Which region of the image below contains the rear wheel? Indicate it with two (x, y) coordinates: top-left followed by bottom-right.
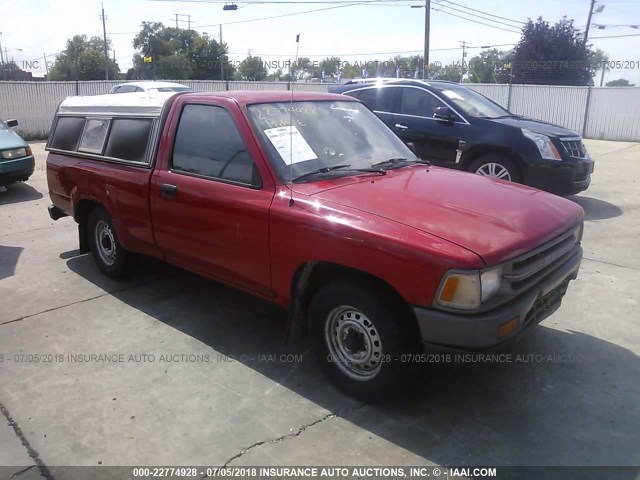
(469, 154), (521, 183)
(87, 207), (136, 278)
(309, 281), (415, 400)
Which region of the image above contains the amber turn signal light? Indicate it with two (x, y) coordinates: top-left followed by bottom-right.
(498, 317), (519, 337)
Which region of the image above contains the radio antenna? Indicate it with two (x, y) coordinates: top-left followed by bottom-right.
(288, 33), (300, 207)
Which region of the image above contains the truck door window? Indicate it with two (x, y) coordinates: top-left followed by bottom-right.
(172, 104), (260, 187)
(49, 116), (86, 151)
(78, 118), (110, 154)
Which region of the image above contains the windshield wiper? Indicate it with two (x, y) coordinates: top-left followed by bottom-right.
(371, 157), (431, 169)
(292, 164), (386, 183)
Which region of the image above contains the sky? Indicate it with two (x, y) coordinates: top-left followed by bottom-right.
(1, 0), (639, 84)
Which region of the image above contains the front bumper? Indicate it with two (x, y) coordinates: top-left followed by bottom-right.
(413, 246), (582, 349)
(523, 157), (594, 196)
(0, 155), (35, 186)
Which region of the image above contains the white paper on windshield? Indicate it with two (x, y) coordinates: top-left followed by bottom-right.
(264, 126), (317, 165)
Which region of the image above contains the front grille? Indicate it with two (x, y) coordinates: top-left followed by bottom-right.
(560, 139), (588, 159)
(501, 223), (582, 294)
(523, 280), (570, 327)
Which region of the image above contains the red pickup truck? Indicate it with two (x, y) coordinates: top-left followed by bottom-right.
(46, 91), (584, 398)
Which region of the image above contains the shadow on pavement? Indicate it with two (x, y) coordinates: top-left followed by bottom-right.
(0, 245), (24, 281)
(568, 195), (622, 221)
(0, 182), (43, 206)
(66, 254), (639, 472)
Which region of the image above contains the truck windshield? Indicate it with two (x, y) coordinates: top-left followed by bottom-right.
(247, 101), (416, 183)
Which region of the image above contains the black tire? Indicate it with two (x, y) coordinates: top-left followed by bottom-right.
(87, 207), (136, 278)
(309, 280), (416, 400)
(469, 154), (522, 183)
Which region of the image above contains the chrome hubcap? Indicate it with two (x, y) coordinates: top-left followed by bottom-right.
(325, 306), (383, 381)
(94, 220), (116, 266)
(476, 162), (511, 181)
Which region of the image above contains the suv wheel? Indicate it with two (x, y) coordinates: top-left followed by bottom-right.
(469, 154), (521, 183)
(87, 207), (136, 278)
(309, 281), (414, 400)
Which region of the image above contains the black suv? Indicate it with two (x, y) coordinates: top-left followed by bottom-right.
(328, 79), (594, 195)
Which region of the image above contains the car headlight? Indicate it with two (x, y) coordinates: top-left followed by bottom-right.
(522, 129), (562, 161)
(436, 267), (503, 311)
(1, 147), (29, 160)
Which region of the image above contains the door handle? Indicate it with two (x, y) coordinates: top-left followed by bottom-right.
(395, 123), (409, 130)
(161, 184), (178, 198)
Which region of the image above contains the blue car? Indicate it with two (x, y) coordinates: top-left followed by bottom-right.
(0, 119), (35, 187)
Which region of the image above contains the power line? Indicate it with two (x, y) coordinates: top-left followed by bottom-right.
(198, 1), (393, 27)
(432, 7), (522, 34)
(437, 0), (525, 25)
(590, 33), (640, 39)
(149, 0), (418, 4)
(434, 2), (525, 28)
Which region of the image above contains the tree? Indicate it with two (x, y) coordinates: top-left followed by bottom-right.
(511, 17), (600, 86)
(591, 49), (609, 86)
(433, 64), (463, 82)
(237, 56), (267, 81)
(606, 78), (635, 87)
(468, 49), (512, 83)
(48, 35), (119, 80)
(131, 22), (232, 80)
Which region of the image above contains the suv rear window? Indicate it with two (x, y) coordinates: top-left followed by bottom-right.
(348, 88), (395, 113)
(49, 117), (86, 151)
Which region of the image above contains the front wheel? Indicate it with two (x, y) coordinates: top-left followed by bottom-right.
(469, 154), (522, 183)
(87, 207), (136, 278)
(309, 281), (415, 400)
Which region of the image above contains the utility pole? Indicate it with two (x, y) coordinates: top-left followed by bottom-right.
(100, 3), (109, 80)
(0, 32), (5, 79)
(219, 24), (224, 80)
(423, 0), (430, 79)
(460, 40), (467, 82)
(173, 14), (194, 30)
(43, 53), (49, 75)
(584, 0), (596, 47)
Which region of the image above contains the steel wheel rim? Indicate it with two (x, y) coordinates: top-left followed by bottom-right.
(95, 220), (116, 266)
(324, 305), (383, 381)
(476, 162), (511, 181)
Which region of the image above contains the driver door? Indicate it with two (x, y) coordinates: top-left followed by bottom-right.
(150, 102), (274, 296)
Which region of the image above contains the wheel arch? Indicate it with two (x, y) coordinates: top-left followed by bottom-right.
(286, 260), (419, 343)
(461, 144), (523, 173)
(74, 199), (104, 254)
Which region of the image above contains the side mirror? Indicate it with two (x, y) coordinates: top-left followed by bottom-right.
(406, 142), (417, 153)
(433, 107), (457, 123)
(5, 119), (18, 128)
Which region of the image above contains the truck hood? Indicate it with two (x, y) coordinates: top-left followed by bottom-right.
(491, 116), (579, 138)
(299, 166), (583, 265)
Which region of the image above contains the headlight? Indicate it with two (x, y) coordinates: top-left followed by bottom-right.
(1, 147), (28, 160)
(522, 129), (562, 161)
(436, 267), (503, 311)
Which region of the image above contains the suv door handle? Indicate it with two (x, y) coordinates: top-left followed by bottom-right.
(395, 123), (408, 130)
(161, 184), (178, 198)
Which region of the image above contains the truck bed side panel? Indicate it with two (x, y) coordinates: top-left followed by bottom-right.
(46, 153), (160, 258)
